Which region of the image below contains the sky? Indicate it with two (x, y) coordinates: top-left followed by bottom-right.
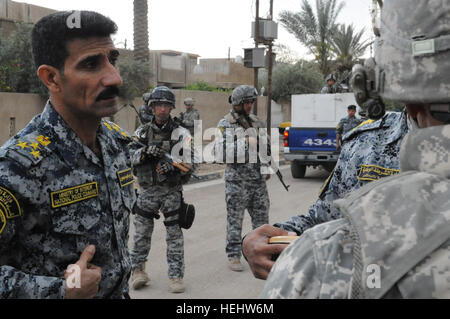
(23, 0), (374, 60)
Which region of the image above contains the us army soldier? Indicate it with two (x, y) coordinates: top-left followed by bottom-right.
(243, 110), (409, 279)
(320, 74), (343, 94)
(179, 98), (200, 137)
(130, 86), (194, 294)
(261, 0), (450, 298)
(216, 85), (271, 272)
(0, 11), (135, 299)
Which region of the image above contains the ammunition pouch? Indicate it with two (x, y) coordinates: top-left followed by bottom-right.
(132, 203), (160, 220)
(162, 200), (195, 230)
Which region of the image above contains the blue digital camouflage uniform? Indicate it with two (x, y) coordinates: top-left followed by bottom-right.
(336, 115), (363, 137)
(216, 111), (270, 259)
(276, 111), (409, 235)
(261, 124), (450, 299)
(0, 101), (136, 299)
(129, 116), (194, 279)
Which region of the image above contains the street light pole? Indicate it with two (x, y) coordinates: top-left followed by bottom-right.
(267, 0), (274, 134)
(254, 0), (260, 116)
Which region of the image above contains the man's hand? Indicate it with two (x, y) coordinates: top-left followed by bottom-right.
(146, 145), (165, 158)
(242, 225), (297, 280)
(64, 245), (102, 299)
(156, 161), (174, 175)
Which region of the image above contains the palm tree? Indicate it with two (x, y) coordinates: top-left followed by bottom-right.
(279, 0), (344, 76)
(133, 0), (149, 62)
(331, 24), (370, 74)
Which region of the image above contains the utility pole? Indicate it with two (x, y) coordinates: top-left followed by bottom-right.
(254, 0), (260, 116)
(267, 0), (274, 134)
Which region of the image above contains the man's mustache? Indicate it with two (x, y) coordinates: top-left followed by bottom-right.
(96, 86), (120, 101)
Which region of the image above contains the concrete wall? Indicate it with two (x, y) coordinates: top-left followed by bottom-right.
(0, 92), (270, 145)
(0, 0), (55, 23)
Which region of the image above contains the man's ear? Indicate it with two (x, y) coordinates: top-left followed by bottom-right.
(37, 65), (62, 94)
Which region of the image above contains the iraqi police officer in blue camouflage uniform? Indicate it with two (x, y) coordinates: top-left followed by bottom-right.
(242, 110), (409, 279)
(129, 86), (194, 294)
(0, 11), (135, 299)
(336, 105), (363, 151)
(261, 0), (450, 298)
(138, 92), (153, 125)
(216, 85), (271, 272)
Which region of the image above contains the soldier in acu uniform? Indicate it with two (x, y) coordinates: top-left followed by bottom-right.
(261, 0), (450, 298)
(216, 85), (271, 272)
(130, 86), (195, 294)
(0, 11), (135, 299)
(179, 98), (200, 137)
(320, 74), (343, 94)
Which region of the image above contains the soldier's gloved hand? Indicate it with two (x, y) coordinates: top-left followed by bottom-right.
(156, 161), (174, 175)
(146, 145), (165, 158)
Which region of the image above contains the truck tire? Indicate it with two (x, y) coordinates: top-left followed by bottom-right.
(291, 161), (306, 179)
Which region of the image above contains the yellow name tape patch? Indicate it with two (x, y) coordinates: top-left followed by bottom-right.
(117, 169), (135, 188)
(358, 165), (400, 181)
(51, 182), (99, 209)
(0, 187), (22, 219)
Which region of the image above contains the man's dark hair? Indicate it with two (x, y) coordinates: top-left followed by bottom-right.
(31, 11), (118, 71)
(348, 105), (357, 110)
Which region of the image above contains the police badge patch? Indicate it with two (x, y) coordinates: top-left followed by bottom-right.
(0, 187), (22, 219)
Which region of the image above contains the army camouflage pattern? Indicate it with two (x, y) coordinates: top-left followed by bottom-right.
(130, 116), (193, 280)
(261, 124), (450, 299)
(320, 84), (343, 94)
(0, 102), (136, 299)
(130, 188), (184, 279)
(375, 0), (450, 103)
(216, 110), (270, 259)
(276, 111), (409, 235)
(179, 109), (200, 136)
(216, 111), (269, 181)
(336, 116), (363, 136)
(226, 180), (270, 258)
(229, 85), (258, 106)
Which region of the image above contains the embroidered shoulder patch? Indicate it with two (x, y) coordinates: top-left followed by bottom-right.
(0, 209), (6, 235)
(358, 164), (400, 181)
(50, 182), (99, 209)
(0, 187), (22, 219)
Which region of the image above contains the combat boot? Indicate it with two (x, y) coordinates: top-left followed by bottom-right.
(169, 278), (185, 293)
(228, 258), (244, 272)
(131, 264), (150, 290)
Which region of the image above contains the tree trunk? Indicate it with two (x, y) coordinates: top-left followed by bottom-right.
(133, 0), (149, 62)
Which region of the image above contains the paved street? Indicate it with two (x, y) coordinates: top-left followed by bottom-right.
(129, 165), (330, 299)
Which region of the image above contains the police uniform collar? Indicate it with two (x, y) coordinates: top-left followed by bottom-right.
(150, 116), (174, 132)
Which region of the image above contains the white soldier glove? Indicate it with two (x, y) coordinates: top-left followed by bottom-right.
(146, 145), (165, 158)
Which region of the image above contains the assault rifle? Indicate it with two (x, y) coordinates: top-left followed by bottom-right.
(231, 112), (290, 192)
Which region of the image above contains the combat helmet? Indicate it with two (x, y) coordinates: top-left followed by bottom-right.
(184, 98), (195, 107)
(351, 0), (450, 122)
(229, 85), (258, 107)
(148, 86), (176, 109)
(326, 74), (336, 83)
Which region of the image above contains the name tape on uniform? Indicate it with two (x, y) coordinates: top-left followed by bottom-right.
(51, 182), (99, 209)
(117, 169), (135, 188)
(358, 164), (400, 181)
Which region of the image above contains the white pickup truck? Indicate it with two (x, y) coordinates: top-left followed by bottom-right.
(283, 93), (360, 178)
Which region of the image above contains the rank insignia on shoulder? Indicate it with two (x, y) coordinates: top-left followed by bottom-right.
(0, 186), (22, 219)
(358, 164), (400, 181)
(103, 122), (130, 139)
